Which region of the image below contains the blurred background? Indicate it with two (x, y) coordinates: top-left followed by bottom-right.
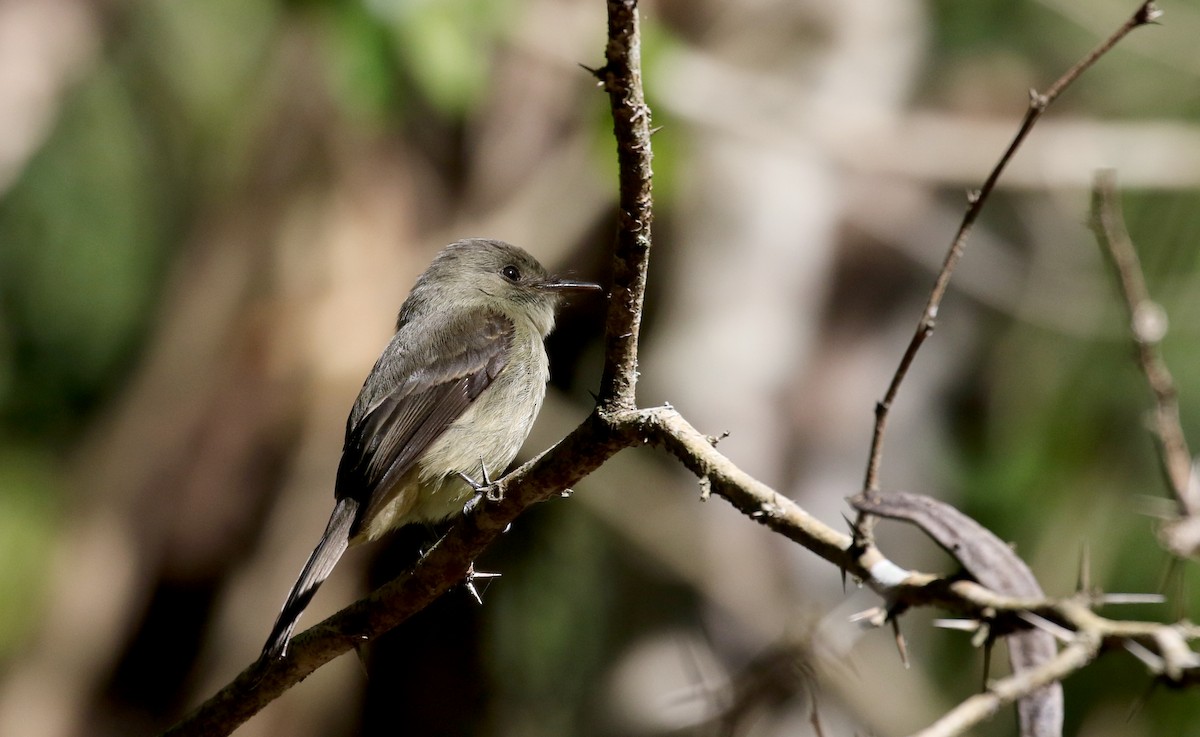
(3, 0), (1200, 735)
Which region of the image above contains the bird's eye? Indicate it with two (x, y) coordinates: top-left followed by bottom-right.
(501, 265), (521, 282)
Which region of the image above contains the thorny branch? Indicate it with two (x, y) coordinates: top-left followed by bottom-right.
(160, 3), (1198, 737)
(595, 0), (654, 413)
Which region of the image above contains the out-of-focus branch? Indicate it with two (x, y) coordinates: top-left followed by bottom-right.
(1089, 171), (1199, 543)
(901, 585), (1200, 737)
(911, 633), (1102, 737)
(861, 1), (1163, 497)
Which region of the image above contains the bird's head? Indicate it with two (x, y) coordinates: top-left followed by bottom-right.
(413, 238), (602, 337)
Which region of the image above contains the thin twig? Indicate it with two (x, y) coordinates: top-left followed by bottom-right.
(861, 1), (1162, 496)
(909, 633), (1102, 737)
(1089, 169), (1197, 518)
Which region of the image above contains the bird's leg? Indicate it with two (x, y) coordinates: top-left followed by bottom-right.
(460, 457), (503, 514)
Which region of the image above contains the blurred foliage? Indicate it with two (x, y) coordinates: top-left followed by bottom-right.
(485, 503), (616, 735)
(0, 66), (165, 438)
(318, 2), (400, 128)
(386, 0), (513, 117)
(928, 0), (1200, 117)
(0, 447), (59, 659)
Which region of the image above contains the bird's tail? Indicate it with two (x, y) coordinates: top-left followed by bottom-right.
(261, 498), (358, 660)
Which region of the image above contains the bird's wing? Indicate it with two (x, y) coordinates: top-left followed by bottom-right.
(335, 309), (514, 533)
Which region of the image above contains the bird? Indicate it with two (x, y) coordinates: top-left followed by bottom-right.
(261, 238), (601, 660)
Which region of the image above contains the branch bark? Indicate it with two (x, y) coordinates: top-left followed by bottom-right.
(596, 0), (654, 413)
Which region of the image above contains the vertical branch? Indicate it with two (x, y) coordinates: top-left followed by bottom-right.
(1089, 170), (1197, 519)
(861, 1), (1162, 496)
(596, 0), (654, 413)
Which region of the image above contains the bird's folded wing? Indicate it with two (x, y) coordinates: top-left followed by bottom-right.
(335, 309), (513, 533)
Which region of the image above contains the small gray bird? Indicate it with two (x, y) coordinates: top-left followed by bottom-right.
(262, 238), (600, 660)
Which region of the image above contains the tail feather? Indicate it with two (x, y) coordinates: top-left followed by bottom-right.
(261, 498), (358, 660)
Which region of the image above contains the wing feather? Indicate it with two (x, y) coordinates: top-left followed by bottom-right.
(335, 309), (513, 535)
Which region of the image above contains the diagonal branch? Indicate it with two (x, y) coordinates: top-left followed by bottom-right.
(861, 1), (1163, 497)
(162, 414), (631, 737)
(910, 633), (1102, 737)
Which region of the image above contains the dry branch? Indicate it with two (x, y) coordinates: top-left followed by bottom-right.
(912, 634), (1102, 737)
(596, 0), (654, 412)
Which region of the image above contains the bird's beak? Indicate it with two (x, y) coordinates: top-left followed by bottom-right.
(538, 278), (604, 294)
